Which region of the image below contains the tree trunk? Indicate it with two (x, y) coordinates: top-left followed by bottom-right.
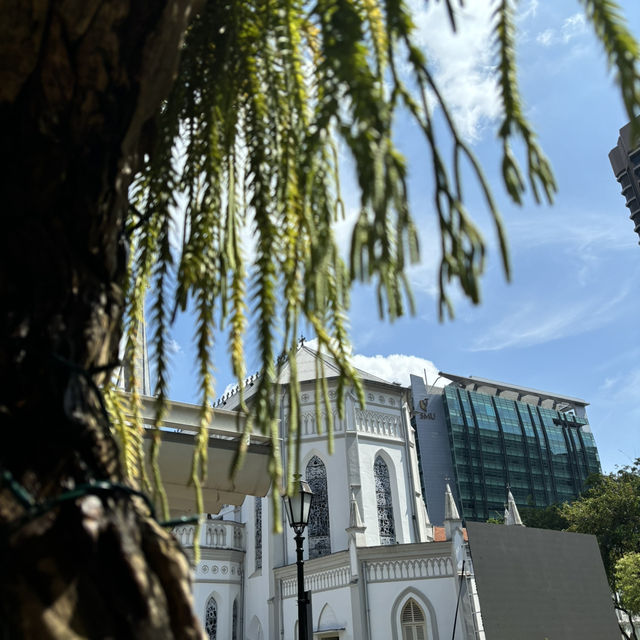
(0, 2), (203, 637)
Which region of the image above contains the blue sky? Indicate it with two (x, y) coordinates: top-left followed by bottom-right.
(163, 0), (640, 474)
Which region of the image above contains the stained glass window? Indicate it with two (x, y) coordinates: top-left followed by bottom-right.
(401, 599), (427, 640)
(255, 497), (262, 570)
(205, 595), (217, 640)
(375, 456), (395, 544)
(232, 599), (238, 640)
(306, 456), (331, 558)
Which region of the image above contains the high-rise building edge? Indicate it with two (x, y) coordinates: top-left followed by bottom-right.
(609, 119), (640, 243)
(410, 372), (602, 525)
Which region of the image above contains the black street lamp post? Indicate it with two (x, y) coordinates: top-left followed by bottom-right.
(284, 475), (314, 640)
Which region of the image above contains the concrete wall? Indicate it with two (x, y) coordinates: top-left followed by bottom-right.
(410, 374), (458, 526)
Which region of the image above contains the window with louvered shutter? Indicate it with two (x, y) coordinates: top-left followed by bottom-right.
(401, 599), (427, 640)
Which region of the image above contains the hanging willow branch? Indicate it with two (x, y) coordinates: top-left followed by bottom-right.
(111, 0), (640, 524)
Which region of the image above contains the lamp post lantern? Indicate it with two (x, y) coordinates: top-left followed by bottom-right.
(284, 475), (314, 640)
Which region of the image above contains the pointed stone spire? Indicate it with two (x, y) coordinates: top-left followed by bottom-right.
(115, 319), (152, 396)
(444, 483), (462, 541)
(346, 493), (367, 547)
(346, 492), (367, 580)
(444, 483), (460, 521)
(349, 495), (365, 529)
(504, 489), (524, 526)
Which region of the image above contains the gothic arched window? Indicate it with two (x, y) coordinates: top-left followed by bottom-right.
(306, 456), (331, 558)
(401, 599), (428, 640)
(255, 497), (262, 570)
(205, 595), (218, 640)
(232, 598), (238, 640)
(374, 456), (396, 544)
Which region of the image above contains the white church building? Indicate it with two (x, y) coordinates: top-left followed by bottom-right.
(164, 343), (486, 640)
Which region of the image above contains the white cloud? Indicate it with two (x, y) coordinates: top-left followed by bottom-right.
(469, 286), (630, 352)
(510, 215), (630, 251)
(535, 12), (586, 48)
(599, 368), (640, 403)
(167, 338), (182, 354)
(536, 29), (554, 47)
(409, 0), (501, 141)
(518, 0), (539, 23)
(351, 352), (444, 387)
(561, 13), (586, 43)
(506, 210), (637, 287)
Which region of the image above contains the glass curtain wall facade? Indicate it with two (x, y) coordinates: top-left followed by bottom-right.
(443, 385), (601, 521)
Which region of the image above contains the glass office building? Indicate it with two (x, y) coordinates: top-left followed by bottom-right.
(410, 373), (602, 524)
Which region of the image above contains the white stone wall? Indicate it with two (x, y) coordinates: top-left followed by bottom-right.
(281, 380), (414, 556)
(192, 560), (242, 639)
(194, 373), (440, 638)
(275, 543), (468, 640)
(366, 575), (462, 640)
(281, 584), (353, 640)
(241, 495), (274, 640)
(357, 439), (412, 546)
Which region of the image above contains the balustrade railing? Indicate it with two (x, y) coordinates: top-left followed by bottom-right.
(173, 520), (245, 551)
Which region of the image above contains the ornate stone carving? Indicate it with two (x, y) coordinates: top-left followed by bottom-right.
(365, 556), (454, 582)
(300, 410), (342, 436)
(281, 566), (351, 597)
(173, 521), (245, 551)
(354, 409), (400, 438)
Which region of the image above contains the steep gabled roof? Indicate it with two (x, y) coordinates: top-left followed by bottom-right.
(216, 341), (395, 408)
(277, 342), (392, 385)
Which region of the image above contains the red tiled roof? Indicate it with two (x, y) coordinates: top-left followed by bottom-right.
(433, 526), (468, 542)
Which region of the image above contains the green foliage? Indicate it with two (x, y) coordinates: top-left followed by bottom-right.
(110, 0), (640, 521)
(561, 460), (640, 590)
(616, 552), (640, 615)
(520, 503), (569, 531)
(495, 0), (555, 206)
(579, 0), (640, 139)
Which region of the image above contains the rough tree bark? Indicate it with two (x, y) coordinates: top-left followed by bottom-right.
(0, 2), (203, 637)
